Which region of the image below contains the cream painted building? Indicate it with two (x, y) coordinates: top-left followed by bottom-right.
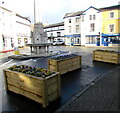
(0, 6), (31, 52)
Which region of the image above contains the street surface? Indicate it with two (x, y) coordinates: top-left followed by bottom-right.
(0, 46), (119, 113)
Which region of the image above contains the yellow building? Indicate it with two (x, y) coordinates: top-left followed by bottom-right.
(101, 5), (120, 46)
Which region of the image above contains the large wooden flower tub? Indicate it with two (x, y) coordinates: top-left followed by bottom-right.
(93, 49), (120, 65)
(3, 65), (61, 108)
(48, 54), (82, 75)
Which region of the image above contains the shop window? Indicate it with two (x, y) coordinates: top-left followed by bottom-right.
(108, 37), (120, 44)
(86, 37), (95, 43)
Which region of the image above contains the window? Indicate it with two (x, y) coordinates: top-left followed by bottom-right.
(110, 12), (114, 18)
(109, 24), (114, 32)
(76, 25), (79, 33)
(108, 37), (120, 44)
(86, 37), (95, 43)
(89, 15), (92, 20)
(50, 33), (53, 37)
(76, 17), (80, 23)
(69, 19), (71, 23)
(90, 23), (95, 32)
(69, 26), (72, 33)
(57, 32), (61, 37)
(82, 15), (84, 22)
(93, 15), (96, 20)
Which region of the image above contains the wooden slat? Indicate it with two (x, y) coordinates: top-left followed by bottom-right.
(7, 77), (43, 96)
(93, 51), (120, 64)
(8, 84), (43, 104)
(48, 56), (82, 75)
(3, 69), (61, 108)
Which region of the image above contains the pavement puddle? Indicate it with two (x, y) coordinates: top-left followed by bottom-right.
(22, 59), (33, 63)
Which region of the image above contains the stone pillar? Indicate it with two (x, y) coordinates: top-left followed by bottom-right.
(46, 46), (49, 53)
(30, 46), (32, 53)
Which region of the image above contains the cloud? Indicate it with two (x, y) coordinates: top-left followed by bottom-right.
(1, 0), (119, 24)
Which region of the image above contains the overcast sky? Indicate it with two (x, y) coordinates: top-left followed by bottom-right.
(1, 0), (119, 24)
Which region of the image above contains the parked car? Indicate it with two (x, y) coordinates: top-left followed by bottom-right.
(53, 40), (64, 45)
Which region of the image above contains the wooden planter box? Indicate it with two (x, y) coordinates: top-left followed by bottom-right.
(93, 51), (120, 64)
(48, 56), (82, 75)
(3, 69), (61, 108)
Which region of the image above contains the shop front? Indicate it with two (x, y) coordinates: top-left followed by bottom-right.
(65, 34), (81, 46)
(102, 33), (120, 46)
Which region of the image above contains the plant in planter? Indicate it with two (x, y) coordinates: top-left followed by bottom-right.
(95, 49), (120, 53)
(48, 54), (82, 75)
(51, 53), (78, 60)
(4, 65), (61, 108)
(8, 65), (54, 78)
(93, 49), (120, 64)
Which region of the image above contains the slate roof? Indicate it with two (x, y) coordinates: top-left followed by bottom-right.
(44, 22), (64, 28)
(63, 11), (84, 18)
(100, 5), (120, 11)
(64, 5), (120, 18)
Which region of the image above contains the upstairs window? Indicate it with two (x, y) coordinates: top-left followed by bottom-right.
(50, 33), (53, 37)
(89, 15), (92, 20)
(82, 15), (84, 22)
(69, 19), (71, 23)
(109, 24), (114, 32)
(76, 25), (79, 33)
(57, 32), (61, 37)
(76, 17), (80, 23)
(90, 23), (95, 32)
(93, 15), (96, 20)
(69, 26), (72, 33)
(110, 12), (114, 18)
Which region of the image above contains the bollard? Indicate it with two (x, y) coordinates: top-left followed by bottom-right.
(14, 47), (20, 55)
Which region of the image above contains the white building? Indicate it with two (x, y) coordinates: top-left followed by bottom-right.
(64, 6), (101, 46)
(81, 6), (101, 46)
(64, 11), (83, 46)
(0, 6), (31, 52)
(16, 14), (31, 47)
(44, 22), (65, 43)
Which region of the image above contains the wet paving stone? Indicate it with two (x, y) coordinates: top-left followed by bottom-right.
(1, 46), (119, 112)
(1, 56), (118, 113)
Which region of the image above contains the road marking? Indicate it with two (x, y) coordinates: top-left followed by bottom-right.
(0, 59), (13, 68)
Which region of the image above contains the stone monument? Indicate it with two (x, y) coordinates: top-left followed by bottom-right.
(27, 0), (51, 54)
